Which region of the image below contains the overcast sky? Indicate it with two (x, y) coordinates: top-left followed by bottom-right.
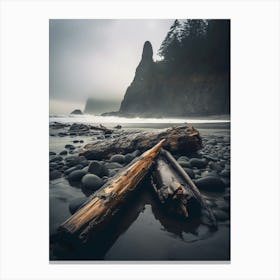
(49, 19), (174, 114)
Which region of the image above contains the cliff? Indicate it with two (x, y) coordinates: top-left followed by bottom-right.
(119, 41), (230, 117)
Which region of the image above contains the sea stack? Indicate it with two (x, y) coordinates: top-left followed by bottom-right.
(119, 41), (156, 114)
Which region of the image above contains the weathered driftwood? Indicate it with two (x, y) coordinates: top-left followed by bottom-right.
(154, 149), (217, 228)
(89, 124), (113, 134)
(80, 125), (202, 160)
(59, 139), (165, 240)
(151, 152), (201, 219)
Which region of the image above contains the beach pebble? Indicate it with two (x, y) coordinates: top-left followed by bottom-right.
(177, 160), (191, 168)
(59, 150), (68, 155)
(205, 199), (216, 207)
(177, 156), (189, 162)
(195, 176), (225, 191)
(109, 154), (125, 164)
(73, 140), (79, 143)
(124, 153), (135, 164)
(105, 162), (123, 169)
(68, 169), (87, 182)
(201, 170), (218, 178)
(183, 168), (195, 179)
(131, 150), (140, 157)
(65, 144), (75, 150)
(209, 161), (223, 172)
(49, 151), (56, 156)
(88, 161), (109, 177)
(223, 136), (230, 143)
(108, 169), (118, 177)
(50, 156), (63, 163)
(69, 197), (88, 214)
(207, 139), (217, 145)
(213, 209), (229, 221)
(189, 158), (207, 168)
(215, 200), (230, 211)
(50, 170), (62, 180)
(65, 156), (86, 168)
(64, 165), (82, 175)
(220, 169), (230, 178)
(203, 155), (218, 161)
(82, 174), (104, 191)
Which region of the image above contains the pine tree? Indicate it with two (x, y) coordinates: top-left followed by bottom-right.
(158, 19), (182, 61)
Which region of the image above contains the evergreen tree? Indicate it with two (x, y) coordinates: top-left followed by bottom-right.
(158, 19), (182, 62)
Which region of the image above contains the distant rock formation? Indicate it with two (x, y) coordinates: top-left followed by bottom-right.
(70, 109), (83, 115)
(119, 41), (230, 117)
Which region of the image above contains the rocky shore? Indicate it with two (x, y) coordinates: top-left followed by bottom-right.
(49, 121), (230, 260)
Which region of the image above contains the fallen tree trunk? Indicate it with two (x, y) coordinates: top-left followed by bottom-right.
(154, 149), (217, 228)
(80, 125), (202, 160)
(151, 151), (201, 219)
(58, 139), (165, 241)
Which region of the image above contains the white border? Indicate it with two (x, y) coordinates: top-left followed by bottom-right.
(1, 0), (279, 279)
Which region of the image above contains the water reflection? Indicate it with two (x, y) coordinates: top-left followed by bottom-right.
(51, 176), (214, 260)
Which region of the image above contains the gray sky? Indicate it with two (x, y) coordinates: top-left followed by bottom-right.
(49, 19), (174, 114)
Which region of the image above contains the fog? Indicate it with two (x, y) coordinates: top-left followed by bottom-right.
(49, 19), (174, 114)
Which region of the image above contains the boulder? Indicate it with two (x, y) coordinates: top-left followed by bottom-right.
(81, 174), (104, 191)
(189, 158), (207, 168)
(109, 154), (125, 164)
(88, 160), (109, 177)
(70, 109), (83, 115)
(68, 169), (87, 182)
(194, 176), (225, 191)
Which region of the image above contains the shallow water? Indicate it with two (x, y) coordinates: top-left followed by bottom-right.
(49, 118), (230, 261)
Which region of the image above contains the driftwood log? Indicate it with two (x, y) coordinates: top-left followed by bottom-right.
(151, 151), (201, 219)
(59, 139), (165, 241)
(80, 125), (202, 160)
(158, 149), (217, 228)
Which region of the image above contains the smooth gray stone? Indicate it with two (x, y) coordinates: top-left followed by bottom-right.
(220, 169), (230, 178)
(177, 160), (191, 168)
(65, 144), (75, 150)
(109, 154), (125, 164)
(203, 154), (218, 161)
(64, 165), (82, 175)
(105, 162), (123, 169)
(50, 170), (62, 180)
(207, 139), (217, 145)
(131, 150), (140, 157)
(81, 174), (104, 191)
(49, 151), (56, 156)
(213, 209), (229, 221)
(205, 199), (216, 207)
(108, 169), (118, 177)
(88, 161), (109, 177)
(69, 196), (88, 214)
(68, 169), (87, 182)
(189, 158), (207, 168)
(215, 200), (230, 211)
(59, 150), (68, 155)
(124, 153), (135, 164)
(177, 156), (189, 162)
(50, 156), (63, 163)
(195, 176), (225, 191)
(183, 168), (195, 179)
(208, 161), (223, 171)
(201, 170), (218, 178)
